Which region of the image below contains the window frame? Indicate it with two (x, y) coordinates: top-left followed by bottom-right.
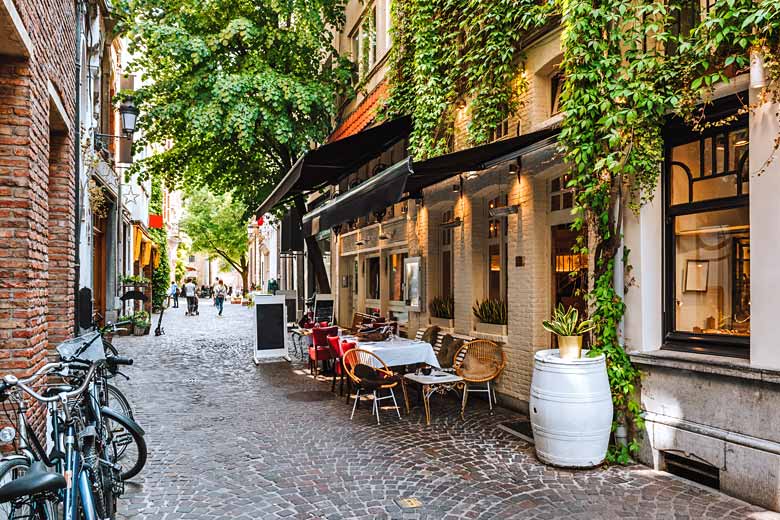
(486, 196), (508, 303)
(662, 112), (750, 359)
(440, 209), (454, 300)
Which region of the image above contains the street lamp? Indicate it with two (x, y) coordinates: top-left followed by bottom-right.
(119, 98), (140, 137)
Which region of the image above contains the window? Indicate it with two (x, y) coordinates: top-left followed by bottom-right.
(441, 210), (454, 300)
(366, 256), (380, 300)
(664, 118), (750, 357)
(388, 252), (407, 302)
(550, 173), (575, 212)
(353, 259), (359, 295)
(490, 117), (511, 142)
(487, 196), (508, 302)
(550, 71), (564, 116)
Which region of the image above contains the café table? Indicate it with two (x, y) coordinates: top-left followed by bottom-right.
(403, 370), (465, 425)
(346, 336), (440, 369)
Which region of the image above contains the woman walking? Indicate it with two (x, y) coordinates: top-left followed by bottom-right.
(214, 278), (227, 317)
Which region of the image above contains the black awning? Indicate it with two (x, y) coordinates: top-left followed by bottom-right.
(405, 126), (560, 194)
(254, 116), (412, 217)
(302, 159), (412, 235)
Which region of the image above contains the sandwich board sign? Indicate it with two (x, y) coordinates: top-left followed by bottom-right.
(313, 294), (334, 325)
(253, 293), (290, 363)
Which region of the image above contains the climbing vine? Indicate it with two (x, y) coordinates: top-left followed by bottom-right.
(384, 0), (780, 463)
(149, 177), (170, 312)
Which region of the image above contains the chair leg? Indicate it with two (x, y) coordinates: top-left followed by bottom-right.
(487, 381), (493, 410)
(390, 388), (401, 419)
(461, 383), (469, 419)
(351, 389), (361, 420)
(331, 364), (337, 392)
(373, 390), (380, 425)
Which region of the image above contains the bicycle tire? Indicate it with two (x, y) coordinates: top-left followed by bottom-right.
(0, 458), (55, 519)
(103, 411), (147, 480)
(103, 338), (119, 357)
(106, 383), (134, 419)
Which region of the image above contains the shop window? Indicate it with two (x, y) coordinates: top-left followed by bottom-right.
(487, 196), (508, 302)
(441, 209), (454, 300)
(366, 256), (380, 300)
(664, 120), (750, 357)
(353, 259), (359, 295)
(490, 117), (512, 142)
(550, 173), (575, 212)
(388, 252), (407, 302)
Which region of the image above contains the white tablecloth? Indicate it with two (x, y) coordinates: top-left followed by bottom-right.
(349, 337), (440, 369)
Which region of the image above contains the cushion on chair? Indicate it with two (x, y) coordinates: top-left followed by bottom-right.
(436, 335), (463, 369)
(459, 355), (499, 381)
(421, 325), (440, 345)
(353, 364), (398, 389)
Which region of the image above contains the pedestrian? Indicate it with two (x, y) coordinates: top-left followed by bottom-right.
(184, 278), (198, 316)
(214, 278), (227, 317)
(169, 281), (179, 308)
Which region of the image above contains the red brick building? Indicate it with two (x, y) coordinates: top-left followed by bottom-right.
(0, 0), (77, 376)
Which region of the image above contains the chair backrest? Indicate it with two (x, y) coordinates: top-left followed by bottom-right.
(454, 340), (506, 382)
(342, 349), (392, 383)
(327, 335), (341, 357)
(312, 326), (339, 347)
(415, 329), (425, 341)
(339, 339), (357, 358)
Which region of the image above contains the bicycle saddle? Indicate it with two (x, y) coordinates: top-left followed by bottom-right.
(0, 461), (66, 503)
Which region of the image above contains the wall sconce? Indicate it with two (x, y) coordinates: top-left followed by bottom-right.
(464, 170), (479, 180)
(415, 197), (423, 207)
(489, 205), (519, 217)
(401, 202), (408, 214)
(751, 48), (767, 90)
(452, 183), (460, 193)
(441, 217), (463, 229)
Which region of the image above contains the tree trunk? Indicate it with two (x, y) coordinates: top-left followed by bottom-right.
(293, 195), (331, 294)
(240, 255), (249, 296)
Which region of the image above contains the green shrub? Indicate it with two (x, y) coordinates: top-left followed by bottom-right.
(472, 299), (507, 325)
(429, 296), (454, 319)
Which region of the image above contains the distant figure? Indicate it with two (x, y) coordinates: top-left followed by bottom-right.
(169, 281), (179, 308)
(214, 278), (227, 317)
(184, 278), (198, 316)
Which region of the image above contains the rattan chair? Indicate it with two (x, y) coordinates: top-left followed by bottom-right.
(453, 340), (506, 415)
(342, 349), (405, 425)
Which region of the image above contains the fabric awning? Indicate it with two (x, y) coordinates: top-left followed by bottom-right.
(301, 127), (561, 235)
(254, 116), (412, 217)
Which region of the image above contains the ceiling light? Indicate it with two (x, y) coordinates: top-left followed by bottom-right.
(464, 171), (479, 180)
(489, 205), (519, 217)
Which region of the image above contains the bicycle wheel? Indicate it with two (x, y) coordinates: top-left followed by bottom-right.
(103, 412), (147, 481)
(0, 458), (55, 519)
(106, 383), (133, 419)
(102, 338), (119, 357)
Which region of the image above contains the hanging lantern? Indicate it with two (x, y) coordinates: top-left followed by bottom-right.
(257, 216), (264, 227)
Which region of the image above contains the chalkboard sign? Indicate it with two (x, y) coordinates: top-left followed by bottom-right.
(313, 294), (334, 325)
(253, 294), (290, 363)
(276, 290), (298, 326)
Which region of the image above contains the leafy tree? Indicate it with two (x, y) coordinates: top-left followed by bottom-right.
(117, 0), (355, 293)
(180, 188), (250, 295)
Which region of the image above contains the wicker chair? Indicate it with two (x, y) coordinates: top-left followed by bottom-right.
(453, 340), (506, 415)
(342, 349), (405, 425)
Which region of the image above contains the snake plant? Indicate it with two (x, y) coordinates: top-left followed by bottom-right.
(542, 303), (595, 336)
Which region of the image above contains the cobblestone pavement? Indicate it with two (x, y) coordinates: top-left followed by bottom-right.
(112, 300), (778, 520)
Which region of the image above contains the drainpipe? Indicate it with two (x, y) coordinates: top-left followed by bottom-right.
(73, 0), (84, 334)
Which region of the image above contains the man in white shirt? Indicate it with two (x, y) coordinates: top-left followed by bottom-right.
(184, 279), (198, 316)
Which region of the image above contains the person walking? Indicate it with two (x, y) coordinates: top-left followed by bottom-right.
(214, 278), (227, 317)
(169, 281), (179, 308)
(184, 278), (198, 316)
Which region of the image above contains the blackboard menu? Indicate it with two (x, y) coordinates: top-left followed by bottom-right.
(314, 296), (334, 325)
(255, 303), (285, 351)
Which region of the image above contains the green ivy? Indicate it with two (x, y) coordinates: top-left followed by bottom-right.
(149, 177), (170, 312)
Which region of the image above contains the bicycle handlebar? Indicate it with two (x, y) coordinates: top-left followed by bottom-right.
(7, 363), (98, 404)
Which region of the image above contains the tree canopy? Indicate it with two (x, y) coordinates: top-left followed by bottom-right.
(180, 188), (251, 291)
(117, 0), (354, 214)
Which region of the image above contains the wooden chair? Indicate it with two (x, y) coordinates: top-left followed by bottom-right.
(432, 333), (473, 372)
(342, 349), (406, 425)
(346, 312), (374, 333)
(453, 340), (506, 415)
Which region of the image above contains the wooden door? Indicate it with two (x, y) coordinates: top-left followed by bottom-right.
(92, 213), (108, 320)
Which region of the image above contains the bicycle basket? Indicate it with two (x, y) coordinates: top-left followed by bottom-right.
(56, 331), (105, 362)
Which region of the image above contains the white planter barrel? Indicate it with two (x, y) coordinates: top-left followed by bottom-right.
(530, 349), (613, 467)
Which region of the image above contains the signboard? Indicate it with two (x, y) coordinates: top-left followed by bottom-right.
(253, 294), (290, 363)
(404, 257), (422, 311)
(276, 290), (298, 326)
(313, 294), (334, 325)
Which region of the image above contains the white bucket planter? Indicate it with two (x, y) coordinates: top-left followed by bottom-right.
(530, 349), (613, 467)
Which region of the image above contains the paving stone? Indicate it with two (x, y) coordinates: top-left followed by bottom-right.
(114, 301), (778, 519)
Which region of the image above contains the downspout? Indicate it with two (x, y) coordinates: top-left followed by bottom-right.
(73, 0), (84, 334)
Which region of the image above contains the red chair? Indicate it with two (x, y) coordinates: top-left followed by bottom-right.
(328, 337), (356, 396)
(309, 326), (338, 377)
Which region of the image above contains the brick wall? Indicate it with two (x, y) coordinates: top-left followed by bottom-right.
(0, 0), (77, 382)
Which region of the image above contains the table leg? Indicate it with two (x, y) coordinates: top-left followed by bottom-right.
(401, 378), (410, 414)
(460, 382), (468, 420)
(423, 384), (431, 426)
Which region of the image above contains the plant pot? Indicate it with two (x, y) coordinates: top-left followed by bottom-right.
(474, 322), (507, 336)
(557, 335), (583, 360)
(117, 327), (132, 337)
(134, 324), (149, 336)
(430, 317), (454, 329)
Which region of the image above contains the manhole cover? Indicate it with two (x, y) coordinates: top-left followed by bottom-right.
(395, 497), (423, 509)
(286, 391), (335, 402)
(500, 420), (534, 444)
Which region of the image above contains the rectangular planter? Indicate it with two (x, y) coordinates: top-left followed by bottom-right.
(474, 322), (508, 336)
(429, 317), (454, 329)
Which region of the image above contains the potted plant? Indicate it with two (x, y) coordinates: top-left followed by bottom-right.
(429, 296), (454, 328)
(116, 315), (133, 336)
(132, 310), (151, 336)
(472, 299), (508, 336)
(542, 303), (595, 360)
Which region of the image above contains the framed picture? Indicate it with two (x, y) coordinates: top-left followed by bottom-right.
(403, 257), (422, 311)
(684, 259), (709, 292)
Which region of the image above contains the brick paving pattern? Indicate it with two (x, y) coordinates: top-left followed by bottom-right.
(113, 301), (777, 519)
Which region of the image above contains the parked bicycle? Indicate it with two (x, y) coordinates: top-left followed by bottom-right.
(0, 330), (147, 519)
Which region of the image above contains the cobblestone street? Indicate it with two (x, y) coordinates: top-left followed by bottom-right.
(112, 302), (778, 520)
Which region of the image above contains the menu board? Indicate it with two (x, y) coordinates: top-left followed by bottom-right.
(253, 294), (290, 363)
(314, 294), (334, 325)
